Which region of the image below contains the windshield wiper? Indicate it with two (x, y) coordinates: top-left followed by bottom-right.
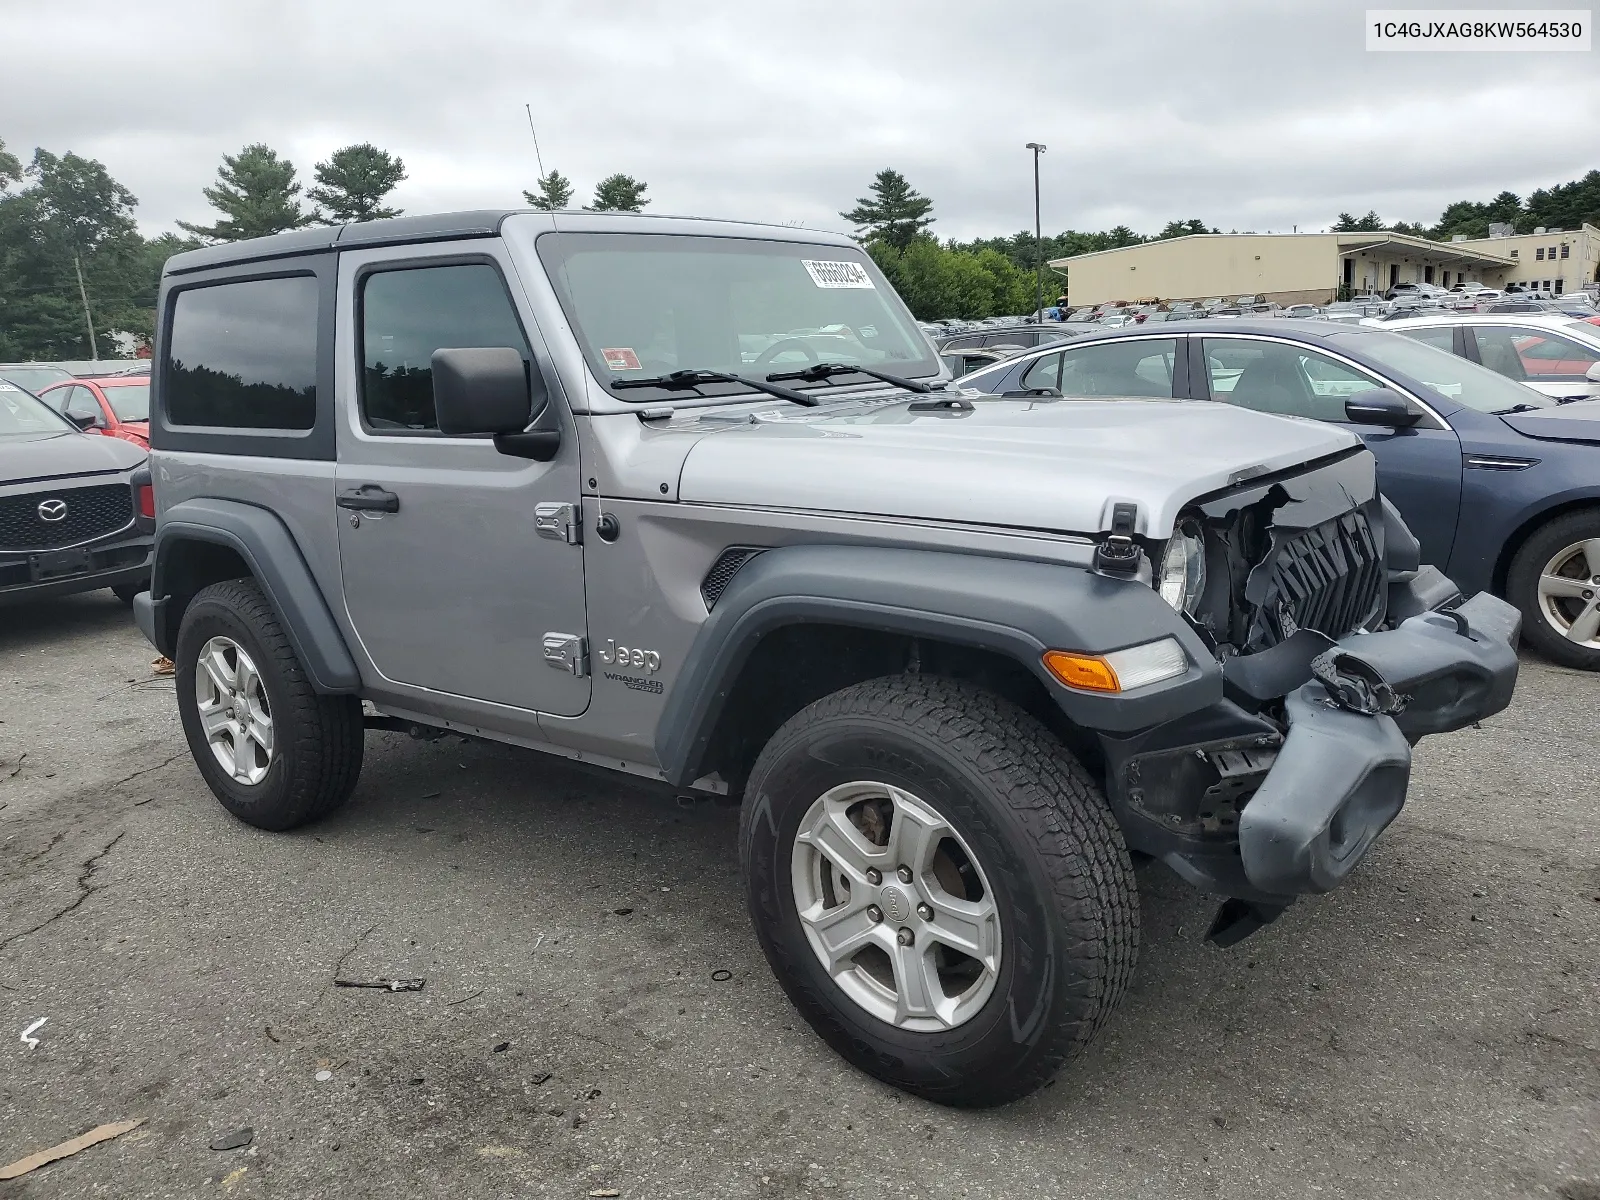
(1491, 403), (1543, 415)
(610, 369), (818, 407)
(765, 362), (938, 394)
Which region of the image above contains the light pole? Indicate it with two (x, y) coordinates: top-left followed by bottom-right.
(1025, 143), (1047, 320)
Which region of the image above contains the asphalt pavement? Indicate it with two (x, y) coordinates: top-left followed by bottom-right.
(1, 591), (1596, 1199)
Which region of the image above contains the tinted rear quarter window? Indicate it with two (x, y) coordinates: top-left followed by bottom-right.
(165, 276), (318, 429)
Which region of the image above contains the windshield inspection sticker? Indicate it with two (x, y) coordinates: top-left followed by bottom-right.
(802, 259), (875, 289)
(601, 347), (642, 371)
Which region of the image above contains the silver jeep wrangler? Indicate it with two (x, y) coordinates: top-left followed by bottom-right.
(136, 211), (1520, 1107)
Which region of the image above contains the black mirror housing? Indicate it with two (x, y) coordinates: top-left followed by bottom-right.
(432, 347), (545, 435)
(68, 412), (98, 430)
(1345, 389), (1421, 428)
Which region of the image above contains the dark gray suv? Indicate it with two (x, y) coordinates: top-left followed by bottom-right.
(0, 379), (153, 606)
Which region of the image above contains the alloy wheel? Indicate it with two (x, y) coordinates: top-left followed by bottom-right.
(790, 781), (1002, 1032)
(1535, 538), (1600, 649)
(194, 635), (275, 785)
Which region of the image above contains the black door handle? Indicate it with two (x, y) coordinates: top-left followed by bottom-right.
(337, 485), (400, 514)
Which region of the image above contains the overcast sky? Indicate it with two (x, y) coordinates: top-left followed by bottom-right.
(4, 0), (1597, 242)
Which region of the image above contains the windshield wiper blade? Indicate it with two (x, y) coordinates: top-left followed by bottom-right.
(765, 362), (937, 393)
(610, 369), (818, 407)
(1491, 403), (1542, 415)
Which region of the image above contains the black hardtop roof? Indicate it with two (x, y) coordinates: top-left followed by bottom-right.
(163, 210), (511, 275)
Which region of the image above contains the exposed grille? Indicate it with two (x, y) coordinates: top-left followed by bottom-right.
(1250, 510), (1383, 647)
(700, 546), (767, 610)
(0, 483), (134, 551)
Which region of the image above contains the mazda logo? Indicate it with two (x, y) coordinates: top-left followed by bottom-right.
(36, 499), (69, 522)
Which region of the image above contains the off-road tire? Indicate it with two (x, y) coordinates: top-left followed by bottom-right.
(740, 674), (1138, 1107)
(1507, 508), (1600, 671)
(175, 578), (364, 830)
(111, 582), (141, 606)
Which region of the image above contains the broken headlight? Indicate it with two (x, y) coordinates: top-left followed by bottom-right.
(1158, 522), (1207, 616)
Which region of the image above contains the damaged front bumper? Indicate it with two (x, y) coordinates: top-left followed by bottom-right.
(1101, 590), (1520, 931)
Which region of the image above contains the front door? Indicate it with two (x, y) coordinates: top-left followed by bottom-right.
(334, 242), (589, 716)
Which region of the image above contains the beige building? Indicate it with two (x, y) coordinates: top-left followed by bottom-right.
(1051, 230), (1519, 307)
(1451, 223), (1600, 295)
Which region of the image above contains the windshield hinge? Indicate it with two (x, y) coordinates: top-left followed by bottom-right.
(535, 502), (582, 545)
(1093, 502), (1142, 577)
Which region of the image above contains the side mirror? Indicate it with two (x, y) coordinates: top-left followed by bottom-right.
(68, 412), (98, 430)
(1586, 362), (1600, 383)
(1345, 388), (1421, 428)
(432, 346), (559, 461)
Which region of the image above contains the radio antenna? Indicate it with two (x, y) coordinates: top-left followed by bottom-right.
(525, 104), (546, 178)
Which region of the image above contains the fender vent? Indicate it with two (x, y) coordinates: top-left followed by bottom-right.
(700, 546), (767, 610)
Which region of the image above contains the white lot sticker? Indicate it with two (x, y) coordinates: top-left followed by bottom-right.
(802, 259), (875, 289)
(601, 347), (642, 371)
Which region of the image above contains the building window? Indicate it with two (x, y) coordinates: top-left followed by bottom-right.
(1343, 258), (1354, 285)
(1424, 265), (1434, 283)
(1510, 249), (1519, 258)
(1536, 247), (1545, 260)
(1556, 278), (1565, 294)
(1560, 244), (1570, 259)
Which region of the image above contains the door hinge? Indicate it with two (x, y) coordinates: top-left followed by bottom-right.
(543, 633), (589, 677)
(535, 502), (582, 545)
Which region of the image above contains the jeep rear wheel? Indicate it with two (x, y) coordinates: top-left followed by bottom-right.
(739, 675), (1138, 1107)
(175, 578), (364, 830)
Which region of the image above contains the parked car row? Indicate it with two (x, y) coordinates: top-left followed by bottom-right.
(957, 318), (1600, 671)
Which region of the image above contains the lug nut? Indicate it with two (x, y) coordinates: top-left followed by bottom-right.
(917, 903), (934, 921)
(865, 868), (882, 886)
(896, 928), (914, 946)
(866, 905), (882, 923)
(896, 865), (913, 884)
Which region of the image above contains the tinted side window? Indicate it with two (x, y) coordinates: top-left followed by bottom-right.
(1397, 326), (1455, 353)
(360, 263), (531, 433)
(1020, 352), (1064, 391)
(1041, 338), (1178, 398)
(1203, 339), (1375, 421)
(166, 276), (318, 429)
(63, 386), (103, 423)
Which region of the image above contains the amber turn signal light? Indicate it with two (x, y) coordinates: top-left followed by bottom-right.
(1041, 650), (1120, 693)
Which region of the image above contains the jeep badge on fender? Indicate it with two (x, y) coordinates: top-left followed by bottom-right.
(598, 640), (660, 673)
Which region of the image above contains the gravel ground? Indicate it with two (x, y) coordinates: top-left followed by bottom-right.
(1, 592), (1596, 1199)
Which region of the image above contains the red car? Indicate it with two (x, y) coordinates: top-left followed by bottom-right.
(37, 375), (151, 448)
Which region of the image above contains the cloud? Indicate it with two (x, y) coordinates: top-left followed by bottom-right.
(4, 0), (1596, 241)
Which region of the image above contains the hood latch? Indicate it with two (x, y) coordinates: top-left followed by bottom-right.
(1093, 502), (1143, 577)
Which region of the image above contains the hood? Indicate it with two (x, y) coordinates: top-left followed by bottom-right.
(0, 429), (146, 485)
(1499, 399), (1600, 445)
(677, 396), (1361, 538)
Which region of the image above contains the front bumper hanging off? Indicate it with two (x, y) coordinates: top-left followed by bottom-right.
(1237, 591), (1518, 897)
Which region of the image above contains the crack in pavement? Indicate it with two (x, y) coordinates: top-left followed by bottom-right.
(0, 830), (126, 953)
(106, 753), (185, 791)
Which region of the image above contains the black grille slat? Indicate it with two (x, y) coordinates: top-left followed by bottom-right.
(1253, 510), (1383, 646)
(0, 484), (133, 550)
(700, 546), (767, 610)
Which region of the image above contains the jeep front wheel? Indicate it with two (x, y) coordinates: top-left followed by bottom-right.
(739, 675), (1138, 1107)
(175, 578), (364, 830)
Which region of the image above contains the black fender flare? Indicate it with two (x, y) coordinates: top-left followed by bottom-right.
(149, 497), (360, 693)
(654, 543), (1220, 787)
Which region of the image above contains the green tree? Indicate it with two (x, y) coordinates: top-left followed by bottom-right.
(1524, 172), (1600, 233)
(867, 236), (1034, 321)
(523, 169), (575, 211)
(587, 173), (649, 212)
(0, 138), (20, 191)
(1332, 211), (1386, 232)
(178, 144), (314, 241)
(841, 169), (934, 255)
(308, 143), (406, 223)
(1156, 218), (1216, 239)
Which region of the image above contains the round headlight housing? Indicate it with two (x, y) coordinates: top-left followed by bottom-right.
(1158, 523), (1207, 616)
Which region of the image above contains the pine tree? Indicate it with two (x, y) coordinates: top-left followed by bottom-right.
(523, 170), (575, 211)
(587, 174), (649, 212)
(308, 143), (406, 223)
(177, 144), (314, 242)
(840, 169), (934, 254)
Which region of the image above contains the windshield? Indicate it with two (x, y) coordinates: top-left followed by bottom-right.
(1, 365), (74, 393)
(102, 383), (150, 421)
(535, 233), (937, 401)
(0, 380), (75, 435)
(1331, 329), (1556, 412)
